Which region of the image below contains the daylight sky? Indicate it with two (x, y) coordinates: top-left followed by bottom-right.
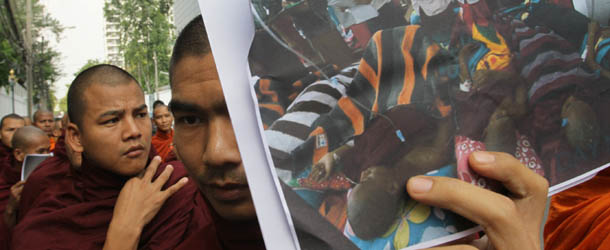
(41, 0), (106, 102)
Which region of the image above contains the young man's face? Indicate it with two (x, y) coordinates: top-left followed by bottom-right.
(170, 54), (256, 221)
(1, 118), (25, 148)
(34, 113), (54, 136)
(153, 105), (173, 133)
(69, 82), (152, 176)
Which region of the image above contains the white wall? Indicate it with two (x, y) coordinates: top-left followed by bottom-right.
(145, 84), (172, 114)
(0, 84), (28, 118)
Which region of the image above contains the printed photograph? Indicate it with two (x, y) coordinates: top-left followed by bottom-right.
(245, 0), (610, 248)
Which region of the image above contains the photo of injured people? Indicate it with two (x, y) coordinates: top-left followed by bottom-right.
(247, 0), (610, 248)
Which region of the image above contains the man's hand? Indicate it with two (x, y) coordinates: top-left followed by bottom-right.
(3, 181), (25, 229)
(103, 156), (188, 250)
(406, 151), (549, 250)
(310, 152), (336, 182)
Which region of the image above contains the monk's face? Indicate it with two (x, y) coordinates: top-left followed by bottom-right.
(171, 54), (256, 221)
(1, 118), (25, 148)
(153, 105), (173, 133)
(71, 82), (152, 176)
(34, 112), (54, 136)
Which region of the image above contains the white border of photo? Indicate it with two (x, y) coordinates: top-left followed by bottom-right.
(197, 1), (300, 250)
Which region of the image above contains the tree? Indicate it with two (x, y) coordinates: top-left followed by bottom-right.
(58, 58), (105, 113)
(74, 59), (105, 76)
(0, 0), (64, 111)
(104, 0), (174, 94)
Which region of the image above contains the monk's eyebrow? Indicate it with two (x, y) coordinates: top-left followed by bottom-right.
(134, 104), (148, 112)
(99, 109), (124, 118)
(169, 100), (207, 115)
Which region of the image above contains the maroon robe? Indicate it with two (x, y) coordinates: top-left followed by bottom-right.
(0, 153), (20, 250)
(18, 135), (71, 221)
(0, 155), (20, 216)
(175, 191), (265, 250)
(0, 144), (11, 173)
(11, 159), (209, 250)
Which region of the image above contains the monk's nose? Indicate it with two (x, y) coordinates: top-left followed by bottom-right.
(122, 117), (142, 141)
(202, 116), (241, 169)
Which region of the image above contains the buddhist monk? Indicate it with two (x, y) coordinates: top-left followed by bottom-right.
(0, 126), (50, 249)
(151, 100), (176, 162)
(0, 114), (25, 162)
(17, 115), (82, 222)
(10, 64), (199, 250)
(32, 110), (56, 150)
(1, 126), (50, 226)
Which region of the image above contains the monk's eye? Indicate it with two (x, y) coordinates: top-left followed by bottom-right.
(178, 116), (201, 126)
(102, 118), (119, 125)
(136, 112), (148, 119)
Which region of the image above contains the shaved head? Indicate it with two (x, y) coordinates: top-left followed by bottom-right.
(67, 64), (140, 127)
(33, 110), (53, 123)
(11, 126), (49, 152)
(169, 15), (210, 87)
(33, 110), (54, 136)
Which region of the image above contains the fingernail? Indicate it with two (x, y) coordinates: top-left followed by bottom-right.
(180, 177), (188, 183)
(154, 156), (161, 161)
(409, 177), (433, 193)
(167, 165), (173, 170)
(473, 151), (495, 164)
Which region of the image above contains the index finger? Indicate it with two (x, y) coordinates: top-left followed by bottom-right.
(142, 156), (162, 181)
(162, 177), (189, 199)
(468, 151), (548, 199)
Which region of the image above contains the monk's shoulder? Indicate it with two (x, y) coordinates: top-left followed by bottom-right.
(155, 160), (188, 184)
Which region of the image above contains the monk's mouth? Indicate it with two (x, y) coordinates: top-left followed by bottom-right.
(124, 145), (145, 158)
(206, 183), (249, 202)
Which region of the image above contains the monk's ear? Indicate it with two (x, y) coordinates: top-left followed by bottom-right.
(66, 122), (84, 154)
(13, 148), (25, 163)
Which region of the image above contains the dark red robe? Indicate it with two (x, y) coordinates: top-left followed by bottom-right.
(0, 155), (19, 217)
(0, 144), (11, 174)
(17, 135), (71, 221)
(11, 159), (209, 250)
(0, 153), (20, 250)
(175, 190), (265, 250)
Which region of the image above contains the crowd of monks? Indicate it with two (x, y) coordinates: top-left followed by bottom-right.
(0, 8), (605, 250)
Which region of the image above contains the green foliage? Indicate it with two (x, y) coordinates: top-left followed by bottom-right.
(55, 58), (105, 113)
(104, 0), (174, 93)
(58, 92), (67, 113)
(0, 0), (64, 111)
(74, 59), (106, 77)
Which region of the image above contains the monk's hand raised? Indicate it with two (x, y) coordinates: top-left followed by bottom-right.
(3, 180), (25, 229)
(406, 151), (549, 250)
(104, 156), (188, 250)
